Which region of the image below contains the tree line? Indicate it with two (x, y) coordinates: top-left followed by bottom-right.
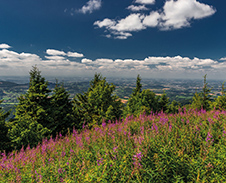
(0, 66), (225, 153)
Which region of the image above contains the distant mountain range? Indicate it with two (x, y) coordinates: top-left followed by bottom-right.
(0, 81), (19, 87)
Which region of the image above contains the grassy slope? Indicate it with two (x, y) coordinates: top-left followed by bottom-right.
(1, 109), (226, 182)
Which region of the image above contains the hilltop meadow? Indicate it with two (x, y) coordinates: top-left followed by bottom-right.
(1, 66), (226, 182)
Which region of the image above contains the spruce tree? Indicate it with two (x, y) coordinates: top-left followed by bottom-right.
(73, 73), (123, 128)
(124, 75), (178, 117)
(211, 81), (226, 110)
(158, 91), (170, 112)
(191, 74), (212, 110)
(50, 81), (74, 136)
(124, 75), (159, 117)
(15, 66), (52, 127)
(0, 100), (11, 152)
(9, 66), (52, 149)
(132, 74), (142, 96)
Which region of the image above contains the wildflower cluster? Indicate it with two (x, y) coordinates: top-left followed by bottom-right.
(1, 108), (226, 182)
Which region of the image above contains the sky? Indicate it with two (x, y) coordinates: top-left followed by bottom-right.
(0, 0), (225, 79)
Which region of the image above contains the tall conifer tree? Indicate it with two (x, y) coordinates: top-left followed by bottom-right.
(0, 100), (11, 152)
(50, 81), (74, 136)
(191, 74), (212, 110)
(9, 66), (51, 149)
(73, 73), (123, 128)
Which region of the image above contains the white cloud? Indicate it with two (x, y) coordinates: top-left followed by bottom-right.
(94, 0), (216, 39)
(45, 56), (66, 60)
(67, 51), (84, 58)
(220, 57), (226, 61)
(160, 0), (216, 30)
(127, 5), (148, 12)
(94, 18), (116, 28)
(135, 0), (155, 5)
(143, 11), (161, 27)
(46, 49), (84, 58)
(94, 14), (145, 39)
(79, 0), (102, 14)
(46, 49), (66, 56)
(0, 43), (11, 49)
(111, 14), (146, 32)
(1, 44), (225, 79)
(81, 58), (93, 63)
(95, 58), (114, 64)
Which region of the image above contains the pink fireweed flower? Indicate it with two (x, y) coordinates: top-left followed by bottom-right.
(97, 158), (103, 166)
(133, 152), (143, 169)
(169, 123), (172, 132)
(196, 126), (200, 131)
(59, 133), (62, 138)
(82, 121), (86, 129)
(102, 121), (106, 128)
(208, 117), (213, 124)
(76, 136), (83, 148)
(223, 129), (226, 137)
(113, 146), (118, 152)
(72, 128), (77, 137)
(151, 123), (158, 133)
(140, 126), (144, 134)
(133, 152), (143, 160)
(206, 132), (214, 143)
(58, 168), (63, 174)
(61, 151), (66, 157)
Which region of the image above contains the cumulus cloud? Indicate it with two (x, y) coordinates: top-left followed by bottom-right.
(160, 0), (216, 30)
(135, 0), (155, 5)
(220, 57), (226, 61)
(81, 58), (93, 63)
(46, 49), (84, 58)
(67, 51), (84, 58)
(1, 44), (225, 79)
(45, 56), (66, 60)
(0, 43), (11, 49)
(143, 11), (161, 27)
(94, 13), (146, 39)
(112, 13), (145, 32)
(127, 5), (148, 12)
(46, 49), (66, 56)
(94, 0), (216, 39)
(79, 0), (102, 14)
(94, 18), (116, 28)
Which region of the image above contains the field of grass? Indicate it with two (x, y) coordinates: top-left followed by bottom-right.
(1, 108), (226, 182)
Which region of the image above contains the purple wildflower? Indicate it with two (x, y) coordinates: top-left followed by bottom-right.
(58, 168), (63, 174)
(113, 146), (118, 152)
(61, 151), (66, 157)
(97, 158), (103, 166)
(223, 130), (226, 137)
(102, 121), (106, 128)
(206, 132), (214, 143)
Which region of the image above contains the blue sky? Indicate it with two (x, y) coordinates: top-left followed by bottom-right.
(0, 0), (225, 79)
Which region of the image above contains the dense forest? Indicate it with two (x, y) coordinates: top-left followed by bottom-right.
(1, 66), (226, 153)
